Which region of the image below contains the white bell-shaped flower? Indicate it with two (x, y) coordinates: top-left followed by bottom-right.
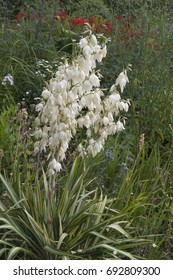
(116, 71), (129, 93)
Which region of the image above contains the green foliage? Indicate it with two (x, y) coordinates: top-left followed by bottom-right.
(100, 5), (173, 149)
(87, 141), (173, 259)
(0, 157), (147, 260)
(0, 0), (173, 260)
(106, 0), (173, 15)
(0, 26), (66, 107)
(70, 0), (111, 18)
(0, 105), (18, 172)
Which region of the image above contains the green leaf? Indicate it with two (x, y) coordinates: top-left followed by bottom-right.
(0, 173), (19, 205)
(44, 245), (83, 259)
(107, 223), (131, 238)
(7, 247), (29, 260)
(57, 233), (68, 250)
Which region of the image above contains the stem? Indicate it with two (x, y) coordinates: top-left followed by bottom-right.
(35, 0), (45, 40)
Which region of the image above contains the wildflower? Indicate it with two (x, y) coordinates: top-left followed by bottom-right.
(94, 25), (100, 33)
(151, 197), (159, 204)
(70, 17), (86, 26)
(2, 74), (14, 86)
(88, 16), (96, 25)
(15, 13), (26, 20)
(103, 22), (112, 33)
(105, 147), (114, 160)
(129, 16), (133, 20)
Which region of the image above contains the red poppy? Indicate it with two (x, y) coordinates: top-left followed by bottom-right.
(129, 16), (133, 20)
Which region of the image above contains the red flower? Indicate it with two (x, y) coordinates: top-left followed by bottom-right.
(102, 21), (111, 33)
(15, 13), (26, 20)
(116, 16), (123, 21)
(104, 27), (111, 33)
(94, 25), (100, 33)
(88, 16), (96, 25)
(129, 15), (133, 20)
(70, 17), (86, 26)
(104, 22), (111, 27)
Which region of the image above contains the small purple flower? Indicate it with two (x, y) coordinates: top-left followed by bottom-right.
(151, 197), (159, 204)
(2, 73), (14, 85)
(105, 147), (114, 161)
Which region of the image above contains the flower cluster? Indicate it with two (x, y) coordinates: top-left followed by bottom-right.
(15, 12), (26, 20)
(2, 74), (14, 86)
(14, 10), (135, 36)
(35, 59), (54, 78)
(34, 26), (130, 176)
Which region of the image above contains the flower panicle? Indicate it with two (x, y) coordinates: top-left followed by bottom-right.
(34, 28), (131, 176)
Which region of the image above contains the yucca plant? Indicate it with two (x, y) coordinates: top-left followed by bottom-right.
(0, 156), (150, 260)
